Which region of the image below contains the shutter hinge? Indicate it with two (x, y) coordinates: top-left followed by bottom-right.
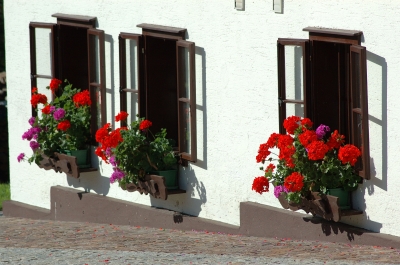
(278, 98), (283, 107)
(119, 86), (123, 93)
(30, 73), (34, 79)
(142, 48), (145, 54)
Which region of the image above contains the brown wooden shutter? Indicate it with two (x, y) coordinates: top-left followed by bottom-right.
(350, 45), (370, 179)
(277, 38), (309, 134)
(176, 40), (196, 162)
(29, 22), (57, 116)
(87, 28), (106, 142)
(118, 33), (143, 127)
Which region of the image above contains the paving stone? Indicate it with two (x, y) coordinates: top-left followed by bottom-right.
(0, 216), (399, 264)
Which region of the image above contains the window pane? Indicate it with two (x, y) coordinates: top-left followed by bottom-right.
(35, 28), (52, 76)
(177, 46), (190, 99)
(35, 78), (52, 119)
(126, 39), (139, 90)
(89, 35), (100, 84)
(352, 112), (364, 171)
(284, 46), (303, 100)
(286, 103), (304, 118)
(179, 101), (191, 154)
(90, 85), (102, 128)
(351, 51), (361, 108)
(126, 92), (139, 124)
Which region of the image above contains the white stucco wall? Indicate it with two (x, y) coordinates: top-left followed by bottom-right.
(4, 0), (400, 236)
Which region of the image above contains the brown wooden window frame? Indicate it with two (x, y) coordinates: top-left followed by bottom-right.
(29, 13), (106, 143)
(119, 24), (197, 163)
(277, 27), (370, 179)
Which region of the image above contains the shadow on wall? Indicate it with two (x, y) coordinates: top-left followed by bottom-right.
(66, 148), (111, 195)
(331, 50), (387, 234)
(194, 46), (207, 170)
(149, 164), (207, 217)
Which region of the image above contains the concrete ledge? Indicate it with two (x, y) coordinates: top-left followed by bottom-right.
(239, 201), (400, 248)
(4, 186), (400, 248)
(3, 200), (52, 220)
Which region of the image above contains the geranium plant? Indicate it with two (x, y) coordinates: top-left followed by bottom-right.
(95, 112), (178, 187)
(18, 79), (91, 164)
(252, 116), (362, 203)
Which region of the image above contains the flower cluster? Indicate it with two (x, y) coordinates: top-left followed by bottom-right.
(95, 113), (177, 187)
(19, 79), (91, 164)
(252, 116), (362, 203)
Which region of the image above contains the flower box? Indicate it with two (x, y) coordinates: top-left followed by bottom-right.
(277, 192), (362, 222)
(38, 152), (96, 178)
(120, 173), (185, 200)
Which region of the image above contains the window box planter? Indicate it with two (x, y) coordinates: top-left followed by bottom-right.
(120, 173), (185, 200)
(38, 152), (96, 178)
(277, 191), (362, 222)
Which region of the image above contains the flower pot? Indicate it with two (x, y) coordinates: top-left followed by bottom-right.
(62, 149), (90, 169)
(150, 169), (178, 190)
(327, 187), (350, 210)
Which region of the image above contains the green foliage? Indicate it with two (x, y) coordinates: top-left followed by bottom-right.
(113, 117), (177, 185)
(0, 182), (10, 211)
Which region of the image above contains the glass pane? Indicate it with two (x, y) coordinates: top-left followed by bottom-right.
(126, 39), (139, 90)
(351, 51), (361, 108)
(179, 101), (191, 154)
(286, 103), (304, 118)
(91, 85), (102, 128)
(284, 45), (303, 100)
(177, 46), (190, 99)
(35, 78), (52, 119)
(352, 112), (363, 171)
(126, 91), (139, 124)
(35, 28), (52, 76)
(89, 35), (100, 84)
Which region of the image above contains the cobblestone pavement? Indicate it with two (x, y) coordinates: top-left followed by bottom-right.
(0, 215), (400, 264)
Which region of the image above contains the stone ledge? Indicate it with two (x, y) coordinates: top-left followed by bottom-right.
(4, 186), (400, 248)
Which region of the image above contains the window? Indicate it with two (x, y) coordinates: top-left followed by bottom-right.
(277, 27), (370, 179)
(29, 13), (106, 143)
(119, 24), (197, 163)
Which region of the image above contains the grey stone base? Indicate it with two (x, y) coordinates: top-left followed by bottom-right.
(4, 186), (400, 248)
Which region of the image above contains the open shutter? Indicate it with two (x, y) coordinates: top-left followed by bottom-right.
(350, 45), (370, 179)
(29, 22), (57, 116)
(87, 28), (106, 142)
(176, 40), (196, 162)
(119, 33), (143, 127)
(277, 38), (309, 134)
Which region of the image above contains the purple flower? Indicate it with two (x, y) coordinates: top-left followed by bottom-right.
(110, 168), (125, 184)
(22, 127), (42, 141)
(109, 156), (118, 167)
(28, 117), (36, 126)
(50, 106), (56, 113)
(316, 124), (330, 139)
(105, 147), (112, 157)
(274, 185), (288, 198)
(53, 108), (65, 120)
(17, 153), (25, 162)
(30, 141), (40, 150)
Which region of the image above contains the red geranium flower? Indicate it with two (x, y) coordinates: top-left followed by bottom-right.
(31, 87), (38, 94)
(139, 120), (152, 131)
(265, 163), (275, 173)
(41, 105), (51, 114)
(266, 133), (280, 148)
(49, 78), (62, 94)
(307, 141), (329, 160)
(72, 90), (91, 107)
(30, 93), (48, 108)
(298, 130), (318, 148)
(338, 144), (361, 166)
(283, 116), (301, 135)
(256, 142), (271, 163)
(300, 118), (313, 129)
(252, 176), (269, 194)
(95, 146), (108, 163)
(326, 130), (345, 150)
(284, 172), (304, 192)
(57, 120), (71, 131)
(95, 123), (111, 144)
(115, 111), (129, 122)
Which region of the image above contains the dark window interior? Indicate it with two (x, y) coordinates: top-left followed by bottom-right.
(310, 41), (349, 137)
(145, 36), (178, 144)
(58, 25), (88, 91)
